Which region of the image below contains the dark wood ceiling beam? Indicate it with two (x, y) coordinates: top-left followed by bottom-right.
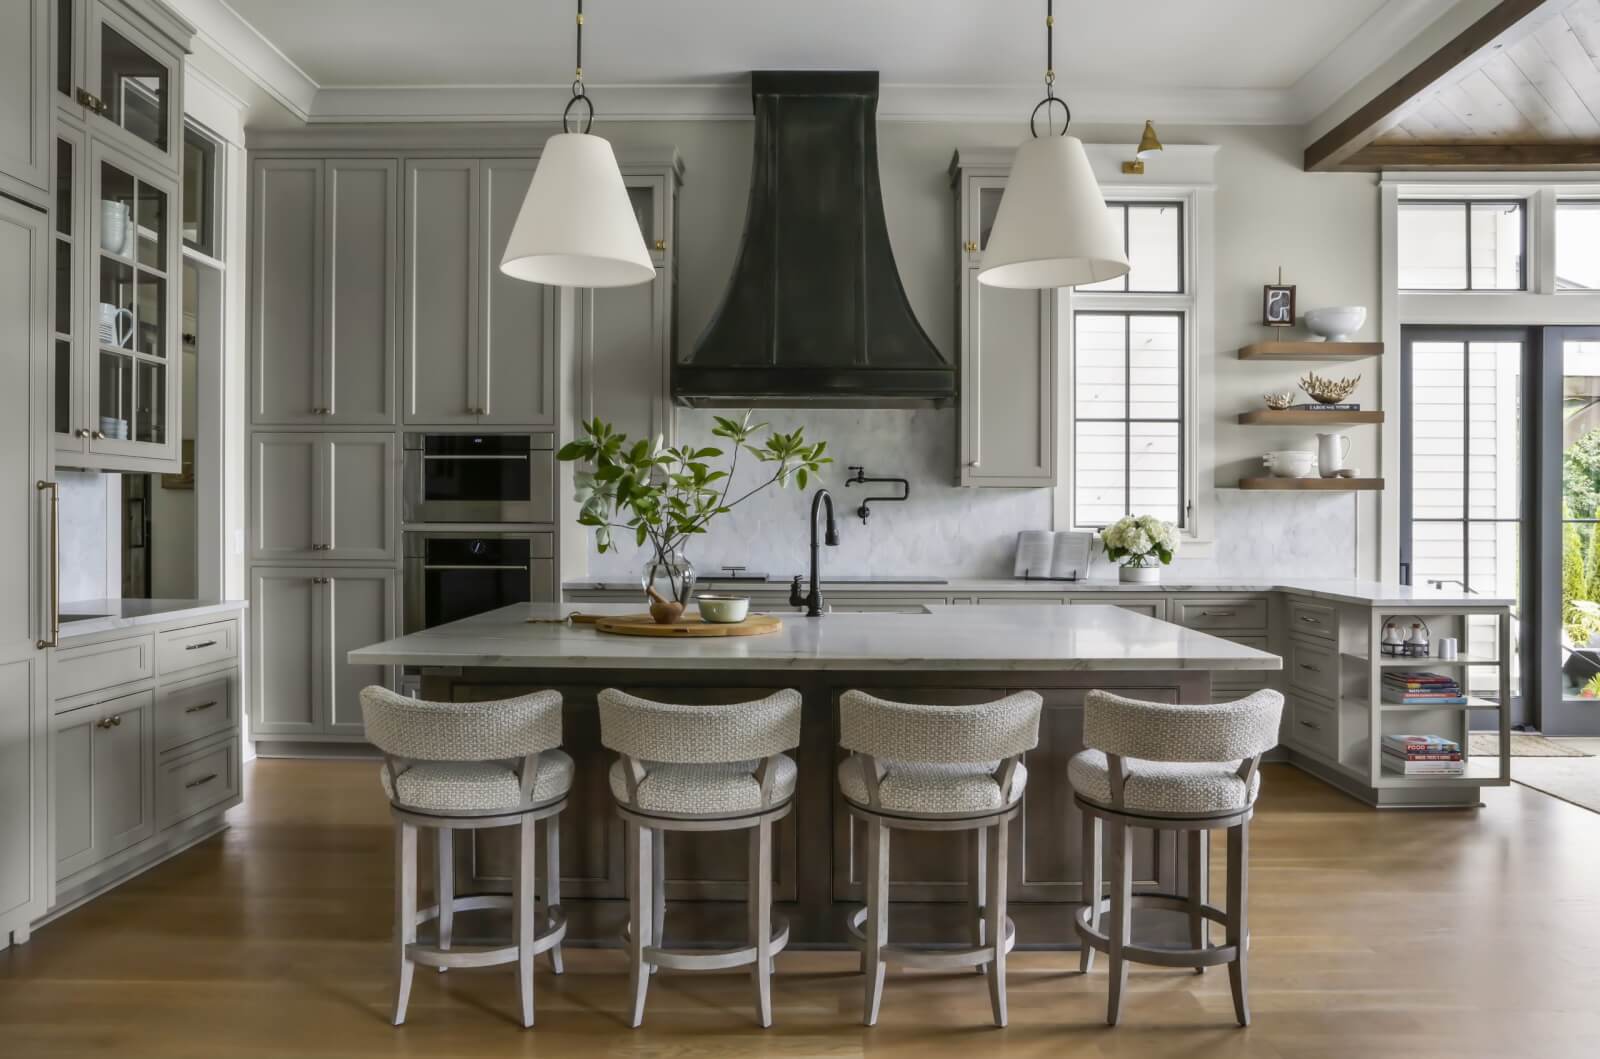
(1304, 0), (1559, 172)
(1334, 141), (1600, 170)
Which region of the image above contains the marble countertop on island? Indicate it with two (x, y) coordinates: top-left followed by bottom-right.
(349, 602), (1284, 673)
(59, 598), (247, 641)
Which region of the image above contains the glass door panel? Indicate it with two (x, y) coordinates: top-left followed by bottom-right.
(1556, 336), (1600, 722)
(53, 135), (78, 445)
(97, 22), (169, 154)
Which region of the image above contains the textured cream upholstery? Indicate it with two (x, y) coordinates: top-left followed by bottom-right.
(838, 758), (1029, 815)
(599, 689), (803, 818)
(839, 690), (1042, 764)
(381, 751), (575, 813)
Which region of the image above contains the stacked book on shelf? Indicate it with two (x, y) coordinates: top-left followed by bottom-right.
(1382, 671), (1468, 706)
(1382, 734), (1464, 776)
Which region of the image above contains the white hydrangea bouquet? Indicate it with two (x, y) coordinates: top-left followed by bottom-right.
(1100, 514), (1178, 584)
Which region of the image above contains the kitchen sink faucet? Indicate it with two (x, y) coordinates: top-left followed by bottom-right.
(790, 489), (839, 617)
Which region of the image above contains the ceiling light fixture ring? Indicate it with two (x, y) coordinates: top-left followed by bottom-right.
(1028, 0), (1069, 137)
(563, 83), (594, 134)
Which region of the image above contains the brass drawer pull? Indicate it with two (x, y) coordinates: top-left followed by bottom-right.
(95, 714), (123, 729)
(185, 773), (219, 790)
(654, 239), (666, 251)
(1298, 615), (1322, 625)
(185, 700), (219, 714)
(1299, 662), (1322, 673)
(1298, 718), (1321, 731)
(964, 240), (978, 252)
(185, 640), (219, 651)
(1199, 610), (1236, 618)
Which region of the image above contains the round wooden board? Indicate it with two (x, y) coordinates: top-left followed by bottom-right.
(592, 613), (783, 638)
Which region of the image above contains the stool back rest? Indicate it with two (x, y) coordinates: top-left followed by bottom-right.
(1082, 689), (1284, 764)
(360, 686), (563, 762)
(598, 688), (802, 764)
(839, 690), (1043, 765)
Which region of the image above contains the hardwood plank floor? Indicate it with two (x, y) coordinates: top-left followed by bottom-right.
(3, 759), (1599, 1057)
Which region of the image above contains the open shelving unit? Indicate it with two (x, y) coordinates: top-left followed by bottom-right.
(1237, 340), (1384, 360)
(1238, 409), (1384, 425)
(1239, 477), (1384, 491)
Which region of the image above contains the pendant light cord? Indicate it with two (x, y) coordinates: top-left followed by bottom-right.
(1029, 0), (1070, 138)
(563, 0), (594, 133)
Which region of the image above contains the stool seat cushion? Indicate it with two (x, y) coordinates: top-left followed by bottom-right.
(609, 753), (798, 817)
(1068, 749), (1260, 816)
(381, 749), (574, 814)
(838, 757), (1028, 817)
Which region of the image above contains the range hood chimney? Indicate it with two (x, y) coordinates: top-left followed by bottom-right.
(674, 72), (956, 408)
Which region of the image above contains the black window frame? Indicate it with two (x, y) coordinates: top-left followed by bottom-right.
(1397, 198), (1528, 293)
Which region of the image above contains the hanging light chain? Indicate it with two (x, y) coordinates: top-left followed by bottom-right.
(574, 0), (584, 88)
(1029, 0), (1070, 138)
(564, 0), (595, 134)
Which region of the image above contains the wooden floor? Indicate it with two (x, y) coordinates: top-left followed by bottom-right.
(3, 760), (1599, 1057)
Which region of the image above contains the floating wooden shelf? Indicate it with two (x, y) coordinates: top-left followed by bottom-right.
(1238, 409), (1385, 425)
(1238, 477), (1384, 491)
(1238, 340), (1384, 360)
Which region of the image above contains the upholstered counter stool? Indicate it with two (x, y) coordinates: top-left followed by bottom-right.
(361, 686), (572, 1029)
(837, 689), (1043, 1028)
(1069, 688), (1283, 1027)
(598, 688), (802, 1029)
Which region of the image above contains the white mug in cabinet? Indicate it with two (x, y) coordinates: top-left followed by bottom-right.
(100, 200), (130, 254)
(1316, 432), (1351, 477)
(98, 302), (134, 348)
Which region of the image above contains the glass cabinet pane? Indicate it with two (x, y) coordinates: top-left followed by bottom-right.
(134, 361), (165, 444)
(627, 186), (653, 245)
(54, 342), (71, 436)
(136, 181), (165, 268)
(98, 257), (134, 347)
(57, 0), (74, 98)
(98, 350), (132, 439)
(978, 186), (1003, 250)
(134, 272), (164, 356)
(182, 129), (217, 255)
(100, 161), (135, 259)
(99, 24), (169, 153)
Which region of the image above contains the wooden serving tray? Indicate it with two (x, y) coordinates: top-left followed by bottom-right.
(592, 613), (783, 638)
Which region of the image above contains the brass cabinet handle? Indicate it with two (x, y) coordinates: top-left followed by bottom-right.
(37, 481), (59, 648)
(185, 773), (219, 790)
(964, 240), (978, 252)
(967, 459), (981, 468)
(1298, 718), (1321, 731)
(1199, 610), (1236, 618)
(1298, 615), (1321, 625)
(654, 239), (666, 251)
(75, 88), (106, 115)
(185, 640), (219, 651)
(185, 700), (218, 714)
(1299, 662), (1322, 673)
(92, 430), (105, 440)
(96, 714), (123, 729)
(313, 576), (331, 585)
(75, 428), (90, 439)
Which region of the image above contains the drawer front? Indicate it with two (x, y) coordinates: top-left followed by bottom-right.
(155, 673), (237, 755)
(157, 620), (239, 676)
(1213, 635), (1273, 694)
(1288, 599), (1337, 642)
(157, 737), (241, 830)
(1068, 598), (1168, 620)
(1171, 597), (1268, 633)
(1288, 636), (1338, 697)
(52, 636), (155, 703)
(1287, 695), (1338, 761)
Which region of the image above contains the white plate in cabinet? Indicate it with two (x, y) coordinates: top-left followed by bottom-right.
(1171, 597), (1268, 634)
(157, 736), (240, 830)
(1288, 637), (1339, 698)
(1287, 694), (1339, 762)
(1069, 598), (1169, 621)
(156, 620), (238, 677)
(1288, 599), (1338, 642)
(155, 672), (236, 755)
(51, 635), (154, 705)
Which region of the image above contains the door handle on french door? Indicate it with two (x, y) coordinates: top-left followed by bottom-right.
(37, 480), (59, 649)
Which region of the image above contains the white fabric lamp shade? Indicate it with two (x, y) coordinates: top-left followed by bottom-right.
(499, 132), (655, 288)
(978, 135), (1130, 289)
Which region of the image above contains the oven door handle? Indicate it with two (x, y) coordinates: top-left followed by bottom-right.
(420, 564), (531, 572)
(419, 454), (531, 461)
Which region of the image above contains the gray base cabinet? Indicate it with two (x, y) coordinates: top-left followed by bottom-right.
(53, 689), (155, 878)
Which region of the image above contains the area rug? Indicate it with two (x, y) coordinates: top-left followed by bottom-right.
(1468, 733), (1592, 757)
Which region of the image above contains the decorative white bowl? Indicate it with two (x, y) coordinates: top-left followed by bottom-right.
(1262, 450), (1317, 478)
(695, 594), (750, 623)
(1304, 306), (1367, 343)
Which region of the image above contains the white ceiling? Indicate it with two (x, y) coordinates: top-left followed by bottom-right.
(175, 0), (1468, 125)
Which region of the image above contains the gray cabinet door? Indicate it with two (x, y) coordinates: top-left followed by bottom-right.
(250, 433), (321, 560)
(580, 270), (669, 447)
(0, 0), (50, 204)
(404, 159), (480, 425)
(478, 159), (552, 426)
(962, 267), (1055, 486)
(54, 690), (156, 879)
(326, 433), (395, 561)
(250, 159), (324, 426)
(325, 569), (396, 734)
(51, 707), (96, 877)
(325, 158), (398, 425)
(250, 568), (324, 736)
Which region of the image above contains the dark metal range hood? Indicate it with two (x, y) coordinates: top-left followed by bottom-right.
(674, 71), (956, 408)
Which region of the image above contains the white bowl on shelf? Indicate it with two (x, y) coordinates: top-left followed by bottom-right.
(1262, 450), (1317, 478)
(1303, 306), (1367, 343)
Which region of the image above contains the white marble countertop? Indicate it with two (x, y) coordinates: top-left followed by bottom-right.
(59, 598), (247, 641)
(565, 577), (1512, 607)
(348, 602), (1284, 673)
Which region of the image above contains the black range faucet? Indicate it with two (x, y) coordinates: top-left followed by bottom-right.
(789, 489), (839, 617)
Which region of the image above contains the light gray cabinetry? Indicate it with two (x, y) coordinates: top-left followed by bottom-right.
(327, 569), (397, 734)
(249, 158), (399, 426)
(480, 158), (553, 425)
(56, 0), (190, 175)
(0, 0), (50, 205)
(0, 192), (48, 949)
(950, 157), (1056, 487)
(53, 689), (155, 879)
(251, 432), (396, 562)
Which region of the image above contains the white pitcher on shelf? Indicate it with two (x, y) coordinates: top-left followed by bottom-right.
(1316, 432), (1351, 478)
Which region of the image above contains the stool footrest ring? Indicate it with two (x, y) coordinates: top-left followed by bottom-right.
(1075, 893), (1239, 969)
(844, 905), (1016, 970)
(624, 916), (790, 973)
(407, 897), (567, 969)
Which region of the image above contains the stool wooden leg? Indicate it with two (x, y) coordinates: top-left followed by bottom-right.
(861, 819), (889, 1027)
(435, 828), (453, 972)
(1188, 828), (1209, 974)
(749, 819), (774, 1028)
(1226, 820), (1251, 1027)
(1079, 811), (1101, 974)
(625, 823), (653, 1028)
(651, 829), (666, 976)
(392, 820), (417, 1026)
(514, 816), (537, 1028)
(543, 816), (563, 975)
(985, 820), (1009, 1028)
(970, 826), (988, 975)
(1106, 818), (1132, 1027)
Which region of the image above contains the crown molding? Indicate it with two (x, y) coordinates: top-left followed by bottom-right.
(166, 0), (319, 121)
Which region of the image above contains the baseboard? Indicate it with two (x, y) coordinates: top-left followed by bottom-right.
(252, 739), (381, 759)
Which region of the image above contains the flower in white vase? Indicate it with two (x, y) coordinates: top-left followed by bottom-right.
(1100, 514), (1179, 569)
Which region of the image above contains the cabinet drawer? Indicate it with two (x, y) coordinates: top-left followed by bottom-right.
(1171, 597), (1268, 633)
(155, 673), (237, 754)
(157, 736), (240, 830)
(157, 620), (239, 676)
(1288, 599), (1338, 642)
(1068, 598), (1168, 620)
(1213, 635), (1273, 693)
(1287, 696), (1338, 762)
(1288, 637), (1338, 697)
(52, 636), (154, 703)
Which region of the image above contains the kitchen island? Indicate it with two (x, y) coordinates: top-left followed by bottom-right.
(350, 602), (1279, 949)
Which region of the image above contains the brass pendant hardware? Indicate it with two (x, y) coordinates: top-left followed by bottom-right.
(964, 240), (978, 252)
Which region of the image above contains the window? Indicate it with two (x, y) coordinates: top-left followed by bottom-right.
(182, 125), (219, 257)
(1556, 200), (1600, 291)
(1079, 202), (1182, 292)
(1398, 200), (1525, 290)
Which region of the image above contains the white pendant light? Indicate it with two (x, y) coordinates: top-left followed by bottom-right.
(500, 0), (654, 288)
(978, 0), (1129, 290)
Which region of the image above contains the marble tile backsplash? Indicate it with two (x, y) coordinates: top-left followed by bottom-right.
(582, 409), (1357, 582)
(58, 469), (121, 602)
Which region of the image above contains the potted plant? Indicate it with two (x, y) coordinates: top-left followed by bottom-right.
(1100, 514), (1179, 584)
(559, 411), (830, 621)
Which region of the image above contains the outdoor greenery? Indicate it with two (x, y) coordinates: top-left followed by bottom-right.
(1563, 429), (1600, 645)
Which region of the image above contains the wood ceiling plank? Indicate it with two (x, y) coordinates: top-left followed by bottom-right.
(1455, 68), (1537, 137)
(1481, 50), (1576, 139)
(1563, 0), (1600, 60)
(1419, 96), (1480, 138)
(1533, 11), (1600, 128)
(1506, 31), (1600, 136)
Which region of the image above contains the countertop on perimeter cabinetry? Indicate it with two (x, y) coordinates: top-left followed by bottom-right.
(58, 598), (248, 641)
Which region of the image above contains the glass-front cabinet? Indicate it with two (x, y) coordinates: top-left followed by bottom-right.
(54, 0), (188, 174)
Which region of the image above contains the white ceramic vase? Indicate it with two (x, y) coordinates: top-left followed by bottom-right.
(1118, 563), (1161, 584)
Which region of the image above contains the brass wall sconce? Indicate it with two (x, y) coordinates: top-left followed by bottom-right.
(1122, 120), (1163, 174)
